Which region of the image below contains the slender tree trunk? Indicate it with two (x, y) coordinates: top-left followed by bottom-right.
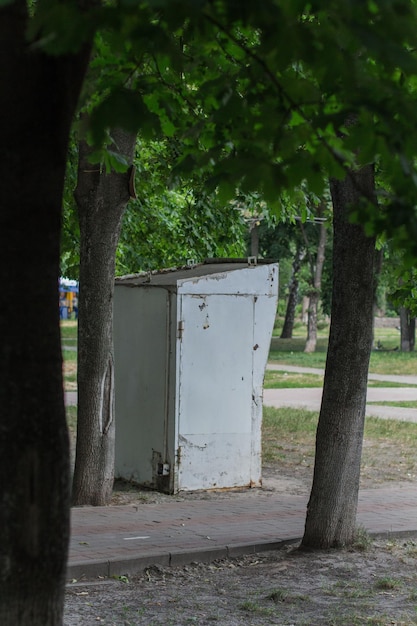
(250, 219), (260, 257)
(280, 244), (303, 339)
(372, 248), (384, 347)
(400, 307), (415, 352)
(0, 4), (91, 623)
(305, 217), (327, 353)
(72, 129), (136, 506)
(302, 165), (376, 549)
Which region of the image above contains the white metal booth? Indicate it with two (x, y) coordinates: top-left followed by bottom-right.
(113, 259), (278, 493)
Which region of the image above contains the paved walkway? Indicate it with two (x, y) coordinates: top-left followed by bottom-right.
(67, 363), (417, 581)
(68, 485), (417, 580)
(265, 363), (417, 422)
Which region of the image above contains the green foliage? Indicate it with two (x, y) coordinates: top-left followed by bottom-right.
(116, 137), (247, 274)
(390, 268), (417, 316)
(375, 243), (417, 316)
(27, 1), (94, 54)
(29, 0), (417, 266)
(61, 139), (80, 279)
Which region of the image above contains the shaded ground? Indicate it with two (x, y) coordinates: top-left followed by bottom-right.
(65, 460), (417, 625)
(65, 535), (417, 625)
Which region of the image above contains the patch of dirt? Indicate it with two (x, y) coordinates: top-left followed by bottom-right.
(108, 442), (417, 506)
(64, 536), (417, 625)
(109, 467), (311, 506)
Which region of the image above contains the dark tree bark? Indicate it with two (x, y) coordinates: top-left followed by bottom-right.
(0, 3), (91, 624)
(72, 129), (136, 506)
(304, 212), (327, 353)
(399, 307), (415, 352)
(302, 165), (376, 549)
(280, 243), (303, 339)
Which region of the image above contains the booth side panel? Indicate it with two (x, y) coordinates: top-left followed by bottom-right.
(251, 290), (279, 484)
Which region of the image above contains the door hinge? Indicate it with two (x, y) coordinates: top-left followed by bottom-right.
(177, 320), (184, 339)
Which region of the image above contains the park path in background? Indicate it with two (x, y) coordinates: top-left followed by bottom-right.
(265, 363), (417, 422)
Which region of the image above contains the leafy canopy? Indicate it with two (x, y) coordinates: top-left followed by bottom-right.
(27, 0), (417, 259)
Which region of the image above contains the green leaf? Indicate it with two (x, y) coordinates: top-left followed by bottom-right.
(89, 89), (159, 146)
(27, 3), (92, 54)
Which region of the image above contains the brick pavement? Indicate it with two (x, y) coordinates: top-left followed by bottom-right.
(68, 485), (417, 581)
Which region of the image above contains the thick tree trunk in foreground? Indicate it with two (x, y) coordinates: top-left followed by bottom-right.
(400, 307), (415, 352)
(72, 129), (136, 506)
(280, 244), (303, 339)
(305, 217), (327, 353)
(0, 4), (91, 624)
(302, 165), (376, 548)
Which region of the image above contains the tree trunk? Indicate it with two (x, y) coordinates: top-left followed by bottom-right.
(400, 307), (415, 352)
(72, 129), (136, 506)
(302, 165), (376, 549)
(280, 243), (303, 339)
(305, 217), (327, 353)
(0, 4), (91, 624)
(372, 248), (384, 347)
(250, 220), (259, 257)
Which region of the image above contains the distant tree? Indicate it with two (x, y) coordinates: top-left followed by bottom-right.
(280, 241), (304, 339)
(391, 270), (417, 352)
(399, 306), (415, 352)
(301, 203), (329, 353)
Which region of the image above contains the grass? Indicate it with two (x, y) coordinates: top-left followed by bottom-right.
(367, 400), (417, 408)
(61, 322), (77, 390)
(61, 320), (78, 341)
(353, 526), (373, 552)
(375, 577), (402, 590)
(62, 349), (77, 388)
(62, 348), (77, 361)
(262, 406), (417, 484)
(239, 600), (274, 616)
(270, 322), (417, 376)
(262, 407), (317, 468)
(264, 370), (324, 388)
(66, 405), (77, 440)
(264, 370), (417, 389)
(367, 380), (417, 388)
(329, 580), (372, 599)
(269, 342), (417, 376)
